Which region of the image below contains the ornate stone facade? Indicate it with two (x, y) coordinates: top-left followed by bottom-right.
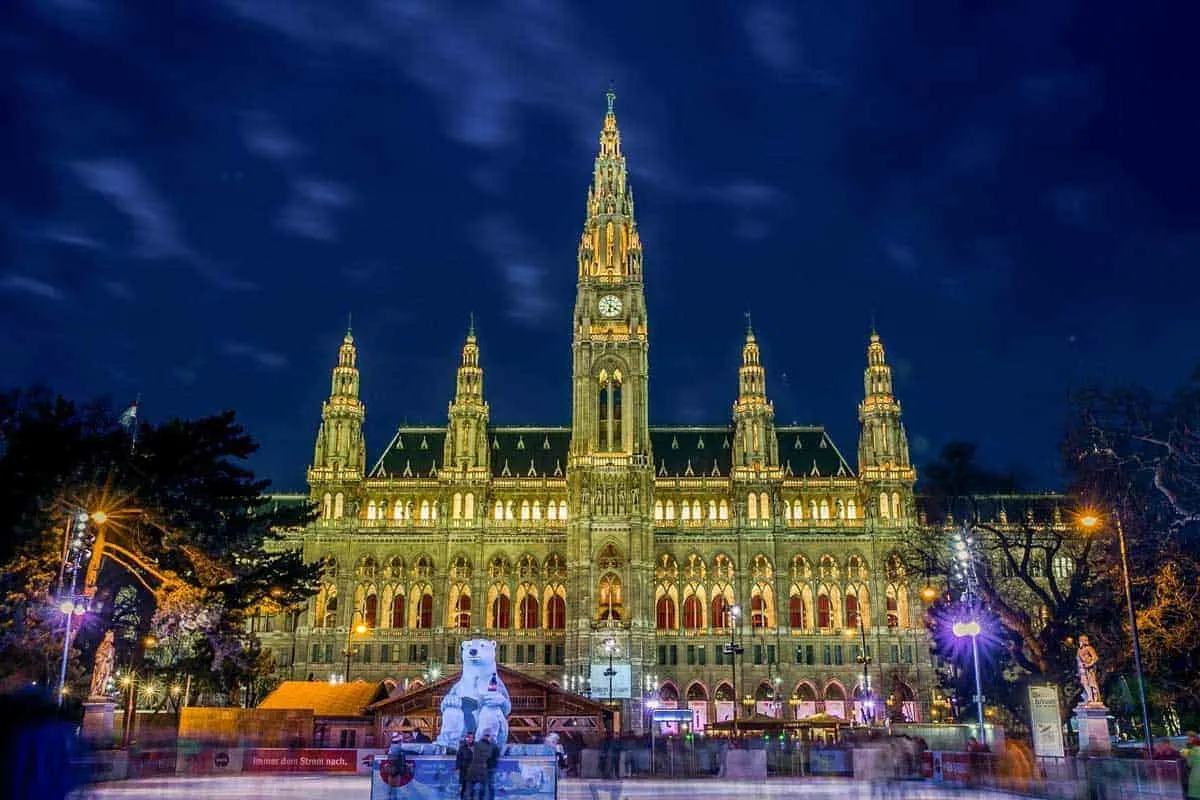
(261, 92), (933, 729)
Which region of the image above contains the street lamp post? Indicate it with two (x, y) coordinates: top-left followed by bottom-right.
(603, 637), (617, 703)
(57, 509), (101, 706)
(952, 528), (987, 746)
(343, 621), (368, 682)
(847, 616), (874, 725)
(722, 604), (744, 734)
(1080, 510), (1153, 758)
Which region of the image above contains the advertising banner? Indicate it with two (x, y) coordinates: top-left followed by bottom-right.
(243, 748), (357, 773)
(1029, 685), (1065, 758)
(588, 664), (632, 699)
(688, 700), (708, 731)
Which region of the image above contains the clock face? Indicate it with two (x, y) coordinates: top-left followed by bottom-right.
(598, 294), (623, 318)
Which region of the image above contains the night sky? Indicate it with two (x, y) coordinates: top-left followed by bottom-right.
(3, 1), (1198, 492)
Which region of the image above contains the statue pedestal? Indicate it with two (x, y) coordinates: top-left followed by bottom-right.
(1074, 703), (1112, 755)
(82, 698), (117, 745)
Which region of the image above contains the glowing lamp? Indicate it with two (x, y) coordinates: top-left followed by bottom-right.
(90, 510), (108, 525)
(354, 623), (368, 635)
(1079, 513), (1100, 530)
(59, 600), (77, 615)
(952, 621), (981, 638)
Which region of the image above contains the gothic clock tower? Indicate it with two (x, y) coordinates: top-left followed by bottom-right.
(566, 90), (655, 706)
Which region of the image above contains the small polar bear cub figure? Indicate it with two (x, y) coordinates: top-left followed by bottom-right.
(435, 639), (511, 750)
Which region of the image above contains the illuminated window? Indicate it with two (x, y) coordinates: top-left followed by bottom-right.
(491, 594), (511, 629)
(656, 595), (677, 629)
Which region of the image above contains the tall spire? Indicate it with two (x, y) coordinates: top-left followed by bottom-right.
(577, 89), (643, 281)
(857, 329), (912, 473)
(732, 319), (777, 470)
(445, 317), (490, 472)
(311, 326), (366, 475)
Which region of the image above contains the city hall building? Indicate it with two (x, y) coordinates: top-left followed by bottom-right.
(262, 93), (936, 731)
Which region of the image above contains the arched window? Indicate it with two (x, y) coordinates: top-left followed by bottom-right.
(711, 595), (729, 629)
(416, 592), (433, 629)
(719, 500), (729, 520)
(413, 555), (434, 579)
(759, 492), (769, 521)
(420, 499), (431, 520)
(892, 492), (901, 520)
(750, 593), (767, 629)
(747, 492), (758, 520)
(532, 500), (542, 520)
(597, 368), (623, 451)
(709, 500), (718, 520)
(316, 584), (338, 628)
(844, 592), (859, 630)
(598, 574), (623, 621)
(451, 588), (471, 629)
(520, 500), (531, 520)
(666, 500), (675, 520)
(656, 595), (677, 630)
(879, 493), (890, 519)
(558, 500), (567, 520)
(544, 553), (568, 580)
(322, 493), (332, 518)
(886, 586), (900, 628)
(393, 499), (404, 520)
(680, 501), (691, 521)
(491, 594), (511, 630)
(464, 493), (474, 519)
(334, 492), (345, 518)
(519, 594), (539, 629)
(494, 500), (504, 520)
(809, 499), (818, 520)
(817, 593), (832, 629)
(789, 593), (807, 629)
(819, 499), (830, 519)
(847, 500), (858, 519)
(546, 591), (566, 629)
(836, 499), (845, 519)
(391, 595), (406, 629)
(452, 493), (462, 519)
(654, 501), (663, 520)
(367, 500), (378, 520)
(683, 594), (704, 630)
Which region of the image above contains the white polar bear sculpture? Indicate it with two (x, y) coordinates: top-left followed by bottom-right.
(435, 639), (511, 750)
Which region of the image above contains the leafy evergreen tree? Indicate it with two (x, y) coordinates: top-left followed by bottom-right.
(0, 388), (318, 704)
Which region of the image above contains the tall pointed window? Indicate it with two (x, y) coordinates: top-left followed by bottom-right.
(597, 368), (624, 452)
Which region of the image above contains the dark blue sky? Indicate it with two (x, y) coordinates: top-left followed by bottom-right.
(3, 1), (1198, 492)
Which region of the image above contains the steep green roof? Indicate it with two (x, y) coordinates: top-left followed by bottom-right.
(369, 424), (853, 480)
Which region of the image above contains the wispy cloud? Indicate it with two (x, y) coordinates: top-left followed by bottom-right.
(220, 0), (664, 181)
(71, 159), (188, 259)
(221, 341), (288, 370)
(67, 158), (256, 291)
(474, 213), (551, 324)
(278, 178), (354, 241)
(240, 111), (305, 162)
(0, 274), (65, 301)
(742, 1), (798, 76)
(705, 181), (790, 242)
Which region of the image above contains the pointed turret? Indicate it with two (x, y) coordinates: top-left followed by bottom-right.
(444, 316), (490, 472)
(312, 325), (366, 474)
(857, 329), (915, 522)
(577, 88), (644, 281)
(732, 315), (779, 469)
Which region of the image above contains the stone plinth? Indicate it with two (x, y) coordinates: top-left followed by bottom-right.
(81, 699), (116, 745)
(1074, 703), (1112, 755)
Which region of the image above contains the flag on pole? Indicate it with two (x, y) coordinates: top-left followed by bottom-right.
(119, 396), (140, 452)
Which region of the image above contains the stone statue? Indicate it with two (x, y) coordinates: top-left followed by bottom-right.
(1076, 635), (1102, 705)
(89, 630), (116, 700)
